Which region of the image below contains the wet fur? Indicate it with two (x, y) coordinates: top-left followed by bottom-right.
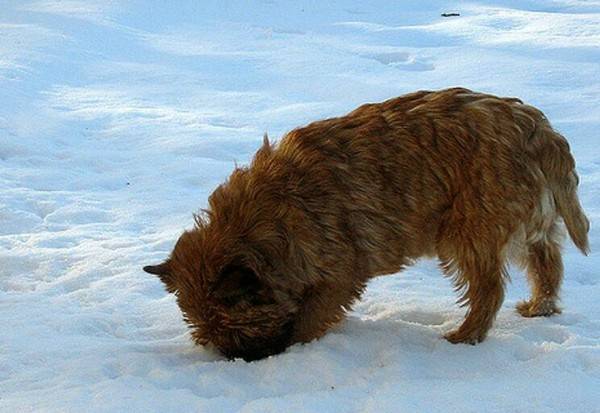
(145, 88), (589, 360)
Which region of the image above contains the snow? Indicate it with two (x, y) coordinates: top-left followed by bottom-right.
(1, 0), (599, 411)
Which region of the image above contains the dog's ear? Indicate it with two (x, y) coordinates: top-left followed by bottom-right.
(211, 264), (273, 306)
(143, 261), (177, 293)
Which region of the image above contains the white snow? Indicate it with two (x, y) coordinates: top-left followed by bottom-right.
(1, 0), (599, 412)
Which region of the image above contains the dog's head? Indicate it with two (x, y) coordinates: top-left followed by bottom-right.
(143, 150), (313, 360)
(144, 224), (302, 361)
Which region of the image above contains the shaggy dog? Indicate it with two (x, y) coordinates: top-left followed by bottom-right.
(144, 88), (589, 361)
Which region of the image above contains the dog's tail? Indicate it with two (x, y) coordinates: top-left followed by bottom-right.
(532, 117), (590, 254)
(554, 171), (590, 255)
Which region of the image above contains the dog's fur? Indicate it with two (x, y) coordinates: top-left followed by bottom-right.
(144, 88), (589, 361)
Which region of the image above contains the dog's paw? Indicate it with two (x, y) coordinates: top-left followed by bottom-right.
(444, 329), (485, 345)
(516, 299), (561, 318)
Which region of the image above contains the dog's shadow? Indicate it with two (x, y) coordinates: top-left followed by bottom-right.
(274, 308), (458, 361)
(342, 311), (448, 337)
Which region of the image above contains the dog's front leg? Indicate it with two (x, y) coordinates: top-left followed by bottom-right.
(292, 281), (365, 343)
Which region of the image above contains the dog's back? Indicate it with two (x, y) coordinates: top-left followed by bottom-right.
(275, 88), (587, 269)
(270, 87), (589, 343)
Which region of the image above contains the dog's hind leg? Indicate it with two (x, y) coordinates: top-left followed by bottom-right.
(517, 221), (564, 317)
(437, 217), (509, 344)
(442, 254), (507, 345)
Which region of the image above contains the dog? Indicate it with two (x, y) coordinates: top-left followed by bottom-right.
(144, 88), (589, 361)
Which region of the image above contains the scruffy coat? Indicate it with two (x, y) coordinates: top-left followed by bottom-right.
(144, 88), (589, 361)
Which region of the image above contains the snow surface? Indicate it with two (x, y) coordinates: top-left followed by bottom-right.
(1, 0), (599, 412)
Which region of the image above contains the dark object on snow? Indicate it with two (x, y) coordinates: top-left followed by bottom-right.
(441, 12), (460, 17)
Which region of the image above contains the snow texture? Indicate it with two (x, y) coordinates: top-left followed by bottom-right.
(1, 0), (599, 412)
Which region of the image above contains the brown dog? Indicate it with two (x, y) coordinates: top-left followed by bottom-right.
(144, 88), (589, 361)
